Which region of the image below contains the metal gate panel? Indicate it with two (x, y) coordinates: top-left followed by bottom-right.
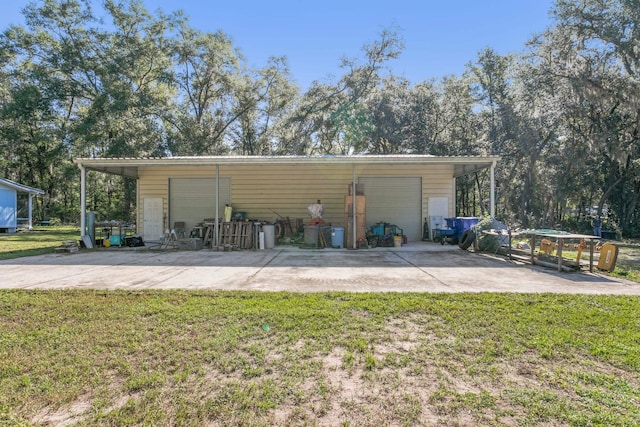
(358, 177), (422, 241)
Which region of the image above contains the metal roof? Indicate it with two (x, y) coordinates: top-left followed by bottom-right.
(0, 178), (45, 194)
(74, 154), (500, 179)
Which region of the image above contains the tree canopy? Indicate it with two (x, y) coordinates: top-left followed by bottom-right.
(1, 0), (638, 236)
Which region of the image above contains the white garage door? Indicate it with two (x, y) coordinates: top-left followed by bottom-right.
(359, 177), (422, 241)
(169, 178), (230, 233)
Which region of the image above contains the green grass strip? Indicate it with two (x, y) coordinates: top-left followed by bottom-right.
(1, 291), (639, 426)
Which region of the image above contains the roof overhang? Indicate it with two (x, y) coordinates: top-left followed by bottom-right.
(73, 155), (500, 179)
(0, 178), (45, 195)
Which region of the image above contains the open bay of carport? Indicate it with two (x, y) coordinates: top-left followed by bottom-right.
(1, 243), (639, 294)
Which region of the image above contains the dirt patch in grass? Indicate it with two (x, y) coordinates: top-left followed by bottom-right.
(32, 394), (92, 426)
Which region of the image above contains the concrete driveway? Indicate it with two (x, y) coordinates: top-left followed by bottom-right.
(1, 243), (639, 294)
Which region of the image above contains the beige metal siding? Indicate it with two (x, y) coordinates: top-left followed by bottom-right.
(136, 163), (455, 238)
(220, 164), (348, 226)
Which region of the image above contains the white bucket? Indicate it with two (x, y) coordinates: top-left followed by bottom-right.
(263, 224), (275, 249)
(393, 235), (402, 248)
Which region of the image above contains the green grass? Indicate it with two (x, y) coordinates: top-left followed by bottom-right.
(0, 227), (80, 260)
(1, 291), (639, 426)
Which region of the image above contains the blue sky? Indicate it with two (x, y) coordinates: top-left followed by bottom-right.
(1, 1), (556, 89)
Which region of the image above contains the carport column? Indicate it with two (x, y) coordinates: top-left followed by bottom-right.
(453, 176), (457, 214)
(27, 193), (33, 230)
(490, 160), (496, 218)
(352, 164), (356, 249)
(80, 164), (86, 237)
(215, 164), (219, 248)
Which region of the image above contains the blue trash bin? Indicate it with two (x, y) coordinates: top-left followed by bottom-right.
(445, 217), (479, 242)
(454, 217), (479, 240)
(331, 227), (344, 248)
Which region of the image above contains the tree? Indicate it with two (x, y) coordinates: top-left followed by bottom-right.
(530, 0), (640, 234)
(229, 57), (298, 155)
(285, 28), (404, 155)
(364, 76), (412, 154)
(1, 0), (180, 220)
(166, 26), (241, 155)
(467, 49), (523, 222)
(0, 80), (70, 220)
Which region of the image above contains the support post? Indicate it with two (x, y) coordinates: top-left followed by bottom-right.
(453, 176), (457, 216)
(557, 238), (563, 272)
(530, 234), (535, 265)
(490, 160), (496, 218)
(215, 164), (220, 248)
(28, 194), (33, 230)
(136, 178), (140, 235)
(352, 164), (357, 249)
(80, 164), (86, 237)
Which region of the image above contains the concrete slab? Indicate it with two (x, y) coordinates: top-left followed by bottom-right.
(1, 243), (639, 294)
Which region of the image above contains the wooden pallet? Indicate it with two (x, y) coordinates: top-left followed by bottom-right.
(211, 221), (253, 250)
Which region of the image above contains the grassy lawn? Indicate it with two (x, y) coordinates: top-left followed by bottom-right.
(1, 291), (639, 426)
(0, 227), (80, 260)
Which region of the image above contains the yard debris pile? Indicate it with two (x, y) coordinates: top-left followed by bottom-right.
(55, 240), (79, 253)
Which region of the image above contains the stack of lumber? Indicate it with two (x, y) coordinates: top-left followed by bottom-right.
(318, 230), (329, 248)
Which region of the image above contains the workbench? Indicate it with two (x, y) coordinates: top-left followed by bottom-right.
(94, 221), (135, 247)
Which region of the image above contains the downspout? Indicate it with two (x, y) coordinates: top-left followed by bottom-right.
(352, 164), (356, 249)
(215, 164), (220, 248)
(80, 164), (86, 237)
(490, 160), (496, 218)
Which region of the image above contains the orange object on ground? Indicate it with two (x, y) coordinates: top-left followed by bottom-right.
(597, 243), (618, 272)
(540, 239), (556, 255)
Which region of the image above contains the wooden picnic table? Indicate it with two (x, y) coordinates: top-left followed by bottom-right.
(483, 229), (600, 272)
(521, 231), (599, 272)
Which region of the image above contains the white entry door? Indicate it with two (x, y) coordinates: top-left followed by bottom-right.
(143, 197), (164, 241)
